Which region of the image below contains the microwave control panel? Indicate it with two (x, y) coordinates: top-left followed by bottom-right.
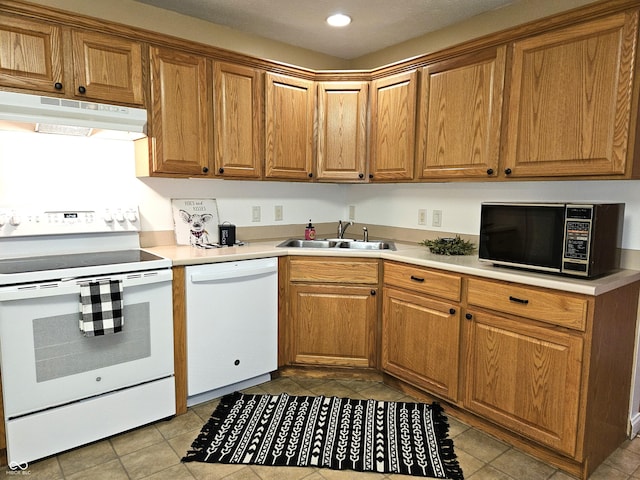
(562, 206), (593, 274)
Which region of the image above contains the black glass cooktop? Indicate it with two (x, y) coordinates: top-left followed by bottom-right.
(0, 250), (164, 275)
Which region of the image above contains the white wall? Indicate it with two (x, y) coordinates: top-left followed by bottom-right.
(347, 181), (640, 250)
(0, 132), (347, 230)
(1, 131), (639, 252)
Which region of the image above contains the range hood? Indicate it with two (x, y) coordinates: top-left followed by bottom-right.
(0, 91), (147, 140)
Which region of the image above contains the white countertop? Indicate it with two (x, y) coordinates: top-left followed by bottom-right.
(146, 240), (640, 296)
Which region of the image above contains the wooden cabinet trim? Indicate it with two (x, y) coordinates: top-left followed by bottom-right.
(289, 257), (379, 284)
(383, 261), (462, 301)
(467, 277), (588, 330)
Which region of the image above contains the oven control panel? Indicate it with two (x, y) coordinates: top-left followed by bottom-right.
(0, 207), (141, 236)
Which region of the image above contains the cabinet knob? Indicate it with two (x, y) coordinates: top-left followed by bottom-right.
(504, 168), (512, 175)
(359, 173), (364, 179)
(234, 359), (240, 366)
(486, 168), (494, 176)
(449, 308), (456, 315)
(369, 174), (374, 179)
(202, 166), (209, 173)
(54, 82), (63, 90)
(370, 290), (376, 296)
(218, 168), (224, 174)
(78, 85), (86, 94)
(465, 313), (473, 320)
(308, 172), (313, 178)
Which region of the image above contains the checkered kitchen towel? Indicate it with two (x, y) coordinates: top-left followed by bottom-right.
(79, 279), (124, 336)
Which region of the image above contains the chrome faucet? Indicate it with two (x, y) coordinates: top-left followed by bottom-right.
(362, 226), (368, 242)
(337, 220), (353, 239)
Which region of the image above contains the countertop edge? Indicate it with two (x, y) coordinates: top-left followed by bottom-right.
(145, 242), (640, 296)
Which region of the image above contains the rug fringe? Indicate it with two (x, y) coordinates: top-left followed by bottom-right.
(182, 391), (243, 462)
(429, 402), (464, 480)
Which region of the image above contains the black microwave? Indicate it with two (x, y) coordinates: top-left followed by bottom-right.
(479, 202), (624, 278)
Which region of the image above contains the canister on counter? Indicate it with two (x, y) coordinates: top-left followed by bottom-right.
(218, 222), (236, 246)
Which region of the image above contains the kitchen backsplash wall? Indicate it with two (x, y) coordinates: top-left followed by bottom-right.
(1, 131), (639, 254)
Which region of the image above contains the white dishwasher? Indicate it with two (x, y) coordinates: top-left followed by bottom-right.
(185, 257), (278, 405)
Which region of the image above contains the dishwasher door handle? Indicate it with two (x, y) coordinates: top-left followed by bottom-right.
(190, 265), (277, 283)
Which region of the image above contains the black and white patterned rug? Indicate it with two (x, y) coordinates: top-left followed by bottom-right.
(182, 392), (464, 479)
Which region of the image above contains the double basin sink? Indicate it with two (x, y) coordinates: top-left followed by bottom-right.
(277, 238), (396, 250)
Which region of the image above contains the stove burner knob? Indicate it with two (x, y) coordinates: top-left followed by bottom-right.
(126, 211), (138, 222)
(9, 215), (21, 226)
(115, 212), (125, 223)
(103, 213), (114, 223)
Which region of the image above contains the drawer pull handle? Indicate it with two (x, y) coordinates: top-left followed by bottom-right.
(509, 295), (529, 305)
(410, 275), (425, 282)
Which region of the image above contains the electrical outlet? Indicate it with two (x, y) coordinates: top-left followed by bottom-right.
(349, 205), (356, 221)
(251, 206), (261, 222)
(418, 209), (427, 225)
(432, 210), (442, 227)
(274, 205), (283, 221)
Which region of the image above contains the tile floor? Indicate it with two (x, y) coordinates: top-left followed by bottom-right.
(13, 376), (640, 479)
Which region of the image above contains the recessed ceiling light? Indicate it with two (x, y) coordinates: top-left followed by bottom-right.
(326, 13), (352, 27)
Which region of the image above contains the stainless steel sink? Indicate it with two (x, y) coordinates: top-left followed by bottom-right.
(277, 239), (340, 248)
(338, 241), (395, 250)
(277, 238), (395, 250)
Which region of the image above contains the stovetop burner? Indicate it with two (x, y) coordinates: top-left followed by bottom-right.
(0, 250), (164, 275)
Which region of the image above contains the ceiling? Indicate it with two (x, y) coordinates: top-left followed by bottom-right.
(133, 0), (516, 59)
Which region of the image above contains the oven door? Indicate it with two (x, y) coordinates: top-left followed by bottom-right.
(0, 269), (174, 418)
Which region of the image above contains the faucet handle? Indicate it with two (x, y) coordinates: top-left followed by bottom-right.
(363, 226), (368, 242)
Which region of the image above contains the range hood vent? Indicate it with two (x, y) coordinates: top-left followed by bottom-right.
(0, 91), (148, 140)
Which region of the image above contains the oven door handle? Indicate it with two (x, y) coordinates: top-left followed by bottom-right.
(0, 269), (172, 301)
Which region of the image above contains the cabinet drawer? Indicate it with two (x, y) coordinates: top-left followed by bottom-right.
(467, 278), (588, 330)
(289, 258), (379, 284)
(383, 262), (461, 302)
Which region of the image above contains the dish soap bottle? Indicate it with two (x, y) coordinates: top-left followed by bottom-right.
(305, 220), (316, 240)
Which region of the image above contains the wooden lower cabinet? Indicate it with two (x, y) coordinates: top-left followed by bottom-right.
(290, 283), (377, 367)
(463, 309), (583, 456)
(282, 257), (380, 369)
(382, 287), (460, 401)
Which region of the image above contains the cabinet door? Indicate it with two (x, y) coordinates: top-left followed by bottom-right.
(213, 62), (263, 178)
(265, 73), (315, 180)
(0, 14), (64, 94)
(503, 11), (639, 178)
(369, 71), (417, 181)
(149, 46), (211, 176)
(417, 47), (505, 179)
(317, 81), (368, 182)
(382, 288), (460, 401)
(290, 284), (377, 367)
(71, 30), (144, 105)
(464, 310), (583, 456)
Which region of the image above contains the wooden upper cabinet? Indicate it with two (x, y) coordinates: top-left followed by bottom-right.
(369, 70), (417, 181)
(213, 62), (263, 179)
(265, 73), (315, 180)
(316, 81), (368, 182)
(71, 30), (144, 105)
(0, 15), (144, 105)
(149, 46), (211, 176)
(502, 11), (639, 178)
(417, 47), (506, 179)
(0, 14), (64, 94)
